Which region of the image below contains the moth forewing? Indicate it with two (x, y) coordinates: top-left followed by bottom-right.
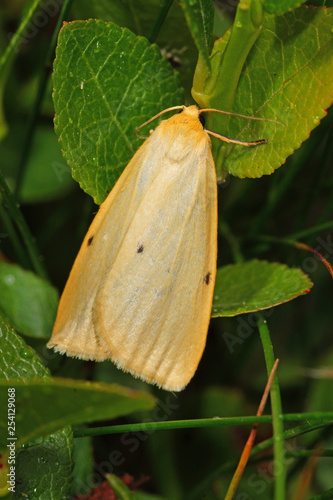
(48, 106), (218, 391)
(95, 135), (217, 391)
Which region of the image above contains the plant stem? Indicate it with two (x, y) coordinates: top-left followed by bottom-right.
(256, 312), (286, 500)
(73, 412), (333, 438)
(185, 418), (332, 500)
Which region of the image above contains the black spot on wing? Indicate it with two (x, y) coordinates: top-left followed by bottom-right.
(137, 244), (144, 253)
(204, 272), (211, 285)
(87, 236), (94, 246)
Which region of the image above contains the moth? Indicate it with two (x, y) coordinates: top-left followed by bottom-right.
(48, 105), (266, 391)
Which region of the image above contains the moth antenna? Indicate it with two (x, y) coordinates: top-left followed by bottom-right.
(199, 108), (285, 127)
(135, 105), (185, 139)
(207, 130), (267, 147)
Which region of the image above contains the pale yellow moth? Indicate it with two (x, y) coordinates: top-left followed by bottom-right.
(47, 105), (266, 391)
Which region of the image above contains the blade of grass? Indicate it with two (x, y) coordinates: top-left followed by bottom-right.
(184, 418), (332, 500)
(0, 0), (50, 139)
(224, 359), (279, 500)
(148, 0), (174, 43)
(73, 412), (333, 438)
(256, 313), (286, 500)
(0, 0), (45, 79)
(0, 168), (47, 278)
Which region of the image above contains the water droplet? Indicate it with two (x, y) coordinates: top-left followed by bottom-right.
(313, 116), (320, 126)
(235, 21), (242, 28)
(80, 81), (84, 90)
(4, 275), (15, 285)
(69, 118), (73, 124)
(69, 71), (73, 78)
(95, 41), (100, 53)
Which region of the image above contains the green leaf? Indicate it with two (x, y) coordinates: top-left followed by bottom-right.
(14, 427), (73, 500)
(0, 316), (49, 379)
(72, 0), (198, 95)
(203, 6), (333, 179)
(0, 318), (74, 498)
(212, 260), (313, 317)
(53, 20), (184, 205)
(0, 377), (156, 452)
(179, 0), (214, 71)
(0, 261), (58, 339)
(264, 0), (307, 15)
(192, 0), (263, 109)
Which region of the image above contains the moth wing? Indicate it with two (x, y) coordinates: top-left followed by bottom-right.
(48, 136), (162, 359)
(94, 143), (217, 391)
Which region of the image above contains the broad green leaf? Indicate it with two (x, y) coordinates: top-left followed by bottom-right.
(0, 261), (58, 339)
(72, 0), (198, 94)
(179, 0), (214, 71)
(14, 427), (73, 500)
(264, 0), (307, 15)
(0, 377), (156, 452)
(0, 318), (74, 498)
(53, 20), (184, 204)
(203, 6), (333, 179)
(192, 0), (263, 109)
(212, 260), (313, 317)
(0, 317), (48, 380)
